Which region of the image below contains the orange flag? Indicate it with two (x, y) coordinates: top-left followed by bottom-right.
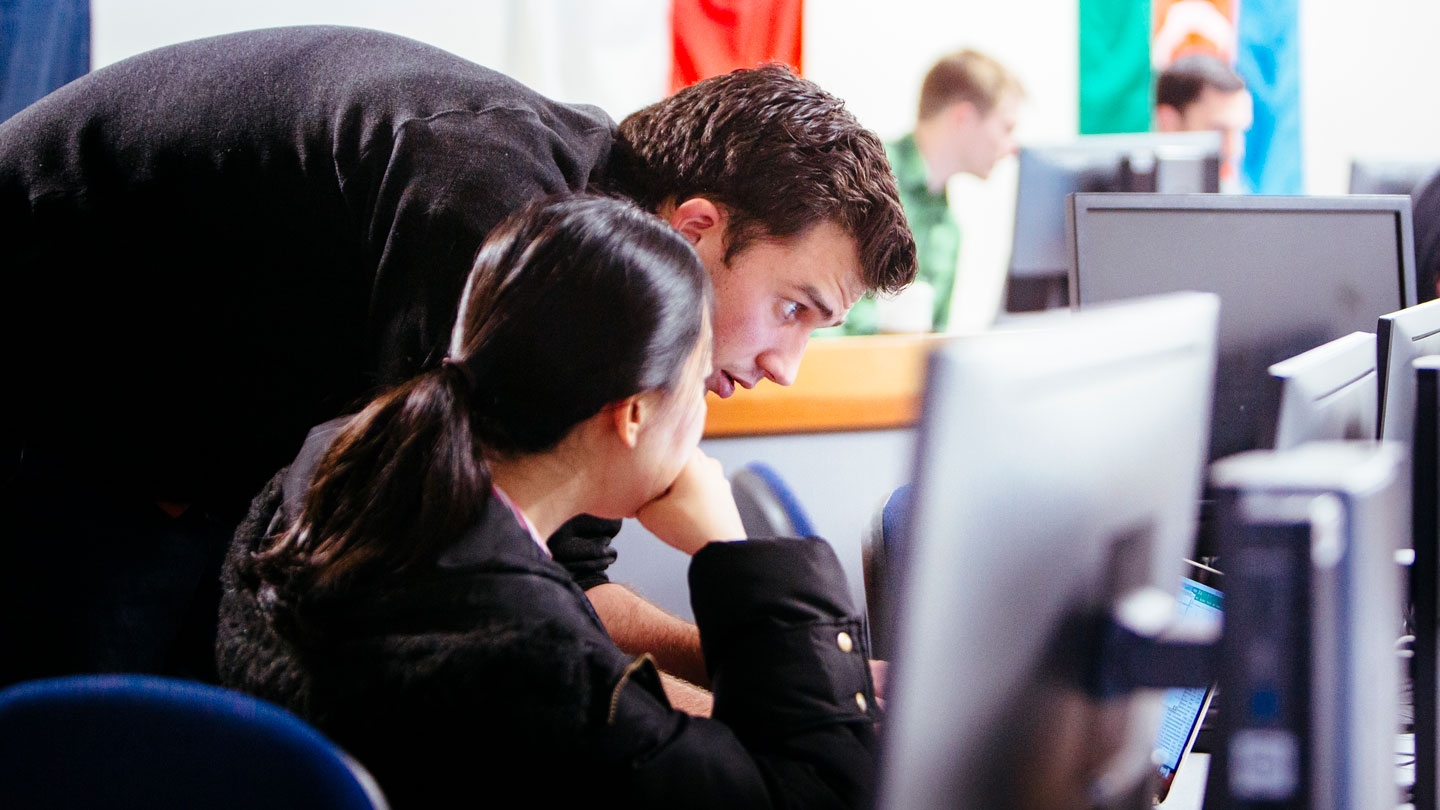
(1152, 0), (1237, 69)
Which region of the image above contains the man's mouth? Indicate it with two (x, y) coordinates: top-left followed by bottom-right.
(707, 370), (736, 399)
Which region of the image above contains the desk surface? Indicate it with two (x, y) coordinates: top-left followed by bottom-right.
(702, 333), (946, 437)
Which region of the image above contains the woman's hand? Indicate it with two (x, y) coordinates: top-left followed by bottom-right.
(635, 449), (745, 555)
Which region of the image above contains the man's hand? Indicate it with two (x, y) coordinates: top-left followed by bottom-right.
(635, 449), (745, 555)
(870, 658), (889, 710)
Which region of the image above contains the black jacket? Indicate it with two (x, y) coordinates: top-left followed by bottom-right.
(217, 425), (880, 809)
(0, 25), (615, 519)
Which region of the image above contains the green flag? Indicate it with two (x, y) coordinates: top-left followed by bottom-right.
(1079, 0), (1152, 134)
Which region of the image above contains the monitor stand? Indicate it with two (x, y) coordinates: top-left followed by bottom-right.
(1004, 272), (1069, 313)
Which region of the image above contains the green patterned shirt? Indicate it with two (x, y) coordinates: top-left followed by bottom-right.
(819, 132), (961, 337)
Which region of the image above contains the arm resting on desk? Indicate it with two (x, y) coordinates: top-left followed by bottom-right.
(588, 581), (709, 687)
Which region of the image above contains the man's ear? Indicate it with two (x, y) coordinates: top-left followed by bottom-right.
(667, 197), (729, 274)
(608, 394), (646, 449)
(667, 198), (725, 246)
(949, 99), (980, 129)
(1154, 104), (1183, 132)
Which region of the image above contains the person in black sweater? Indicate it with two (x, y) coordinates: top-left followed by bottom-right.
(218, 195), (878, 808)
(0, 25), (915, 696)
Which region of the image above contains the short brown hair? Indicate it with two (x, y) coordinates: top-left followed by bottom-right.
(1155, 52), (1247, 113)
(917, 48), (1025, 121)
(610, 63), (917, 295)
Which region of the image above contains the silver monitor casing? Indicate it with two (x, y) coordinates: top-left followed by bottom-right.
(876, 291), (1219, 810)
(1267, 331), (1378, 451)
(1209, 441), (1407, 810)
(1379, 299), (1440, 444)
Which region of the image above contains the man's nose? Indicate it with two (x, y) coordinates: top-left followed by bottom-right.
(758, 332), (808, 387)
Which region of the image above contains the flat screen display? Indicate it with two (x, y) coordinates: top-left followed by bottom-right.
(1069, 193), (1415, 463)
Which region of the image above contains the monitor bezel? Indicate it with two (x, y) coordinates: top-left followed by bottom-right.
(1065, 192), (1418, 313)
(1066, 192), (1416, 471)
(1347, 157), (1440, 197)
(1378, 299), (1440, 442)
(1266, 330), (1379, 450)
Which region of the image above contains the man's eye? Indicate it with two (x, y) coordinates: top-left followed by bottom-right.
(780, 300), (801, 320)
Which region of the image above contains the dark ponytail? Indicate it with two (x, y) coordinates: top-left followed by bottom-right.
(250, 360), (488, 605)
(250, 195), (710, 619)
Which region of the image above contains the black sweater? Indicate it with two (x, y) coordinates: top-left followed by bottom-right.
(0, 25), (615, 520)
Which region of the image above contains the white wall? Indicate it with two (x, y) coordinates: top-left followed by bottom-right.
(90, 0), (673, 118)
(1301, 0), (1440, 195)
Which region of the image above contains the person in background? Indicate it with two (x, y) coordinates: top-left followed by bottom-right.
(218, 195), (879, 808)
(0, 25), (916, 706)
(829, 48), (1024, 336)
(1154, 52), (1254, 193)
(1414, 168), (1440, 302)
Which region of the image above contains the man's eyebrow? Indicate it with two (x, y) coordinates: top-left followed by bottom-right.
(800, 283), (837, 324)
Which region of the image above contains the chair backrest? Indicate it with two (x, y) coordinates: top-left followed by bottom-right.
(0, 674), (390, 810)
(729, 461), (817, 538)
(861, 483), (912, 661)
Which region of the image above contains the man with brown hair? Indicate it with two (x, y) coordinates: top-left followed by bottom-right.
(1154, 52), (1253, 193)
(0, 26), (915, 706)
(1415, 168), (1440, 303)
(834, 48), (1023, 335)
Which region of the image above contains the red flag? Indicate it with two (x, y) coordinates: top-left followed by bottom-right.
(670, 0), (803, 93)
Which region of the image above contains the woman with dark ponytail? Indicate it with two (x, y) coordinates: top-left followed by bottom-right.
(217, 195), (879, 809)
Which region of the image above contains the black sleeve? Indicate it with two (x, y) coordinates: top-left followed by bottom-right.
(691, 537), (880, 806)
(548, 514), (622, 590)
(588, 537), (879, 808)
(690, 538), (878, 740)
(613, 537), (879, 808)
(365, 107), (615, 385)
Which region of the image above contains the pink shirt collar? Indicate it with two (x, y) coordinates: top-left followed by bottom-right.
(491, 485), (550, 559)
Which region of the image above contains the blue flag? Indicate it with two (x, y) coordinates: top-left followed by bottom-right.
(1236, 0), (1303, 194)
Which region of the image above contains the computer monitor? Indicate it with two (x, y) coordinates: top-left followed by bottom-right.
(1006, 132), (1222, 313)
(875, 291), (1220, 810)
(1266, 331), (1378, 450)
(1153, 571), (1223, 805)
(1209, 442), (1407, 810)
(1379, 299), (1440, 444)
(1413, 356), (1440, 810)
(1068, 192), (1417, 466)
(1348, 158), (1440, 197)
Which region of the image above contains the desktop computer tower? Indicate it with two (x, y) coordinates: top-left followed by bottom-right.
(1209, 442), (1407, 810)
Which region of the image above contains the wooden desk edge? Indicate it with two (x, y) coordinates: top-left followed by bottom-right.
(703, 333), (947, 437)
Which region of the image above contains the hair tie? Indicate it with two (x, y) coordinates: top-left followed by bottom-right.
(441, 356), (479, 392)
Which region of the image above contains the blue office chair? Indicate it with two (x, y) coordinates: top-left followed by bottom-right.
(861, 483), (912, 661)
(729, 460), (817, 538)
(0, 674), (390, 810)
